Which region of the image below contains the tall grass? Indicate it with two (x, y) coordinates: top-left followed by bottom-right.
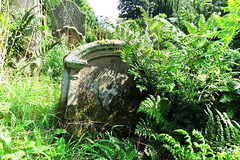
(0, 74), (61, 126)
(0, 74), (63, 159)
(0, 73), (138, 159)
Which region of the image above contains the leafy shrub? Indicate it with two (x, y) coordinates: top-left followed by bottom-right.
(113, 1), (240, 158)
(7, 6), (41, 57)
(171, 0), (227, 33)
(40, 41), (68, 79)
(117, 1), (240, 131)
(85, 16), (115, 43)
(158, 128), (240, 159)
(159, 129), (214, 159)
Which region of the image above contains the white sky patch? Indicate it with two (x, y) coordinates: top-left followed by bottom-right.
(87, 0), (119, 25)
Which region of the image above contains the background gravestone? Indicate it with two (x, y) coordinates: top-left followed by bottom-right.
(51, 0), (86, 45)
(59, 40), (142, 137)
(12, 0), (40, 15)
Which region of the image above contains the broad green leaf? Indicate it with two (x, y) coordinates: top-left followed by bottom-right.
(55, 137), (66, 155)
(94, 143), (113, 158)
(3, 151), (25, 159)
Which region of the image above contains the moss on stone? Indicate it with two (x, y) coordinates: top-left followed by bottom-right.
(60, 88), (142, 140)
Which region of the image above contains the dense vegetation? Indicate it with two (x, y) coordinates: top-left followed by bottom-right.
(118, 0), (180, 19)
(0, 0), (240, 159)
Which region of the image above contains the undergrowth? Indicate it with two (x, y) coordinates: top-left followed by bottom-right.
(0, 0), (240, 159)
(0, 73), (138, 159)
(0, 74), (62, 159)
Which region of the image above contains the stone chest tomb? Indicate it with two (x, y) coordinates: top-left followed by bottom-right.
(60, 40), (141, 136)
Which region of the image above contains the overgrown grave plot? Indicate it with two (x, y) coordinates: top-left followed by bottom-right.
(59, 40), (143, 139)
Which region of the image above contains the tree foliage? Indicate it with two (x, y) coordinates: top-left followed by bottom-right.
(118, 0), (180, 19)
(171, 0), (228, 33)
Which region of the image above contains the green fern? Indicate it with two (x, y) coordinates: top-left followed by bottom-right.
(197, 14), (207, 35)
(157, 133), (184, 159)
(192, 129), (214, 158)
(135, 118), (158, 140)
(121, 45), (134, 66)
(137, 95), (170, 124)
(204, 108), (240, 148)
(158, 129), (214, 159)
(174, 129), (193, 153)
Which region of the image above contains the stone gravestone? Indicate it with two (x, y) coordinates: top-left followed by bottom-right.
(60, 40), (142, 137)
(12, 0), (40, 15)
(51, 0), (86, 45)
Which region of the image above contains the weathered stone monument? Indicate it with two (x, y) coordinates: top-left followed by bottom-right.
(60, 40), (142, 137)
(51, 0), (86, 45)
(12, 0), (40, 15)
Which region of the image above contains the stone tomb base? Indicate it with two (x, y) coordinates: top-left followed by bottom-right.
(59, 40), (142, 137)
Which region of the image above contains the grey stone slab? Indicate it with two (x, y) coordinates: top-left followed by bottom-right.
(51, 0), (86, 45)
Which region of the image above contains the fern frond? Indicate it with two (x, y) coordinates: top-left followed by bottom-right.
(184, 21), (197, 34)
(216, 110), (231, 141)
(157, 129), (216, 159)
(158, 133), (183, 159)
(216, 115), (225, 142)
(174, 129), (193, 153)
(198, 14), (207, 35)
(121, 45), (134, 65)
(205, 108), (240, 147)
(192, 129), (215, 158)
(135, 118), (158, 140)
(232, 120), (240, 131)
(192, 129), (205, 145)
(137, 95), (170, 124)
